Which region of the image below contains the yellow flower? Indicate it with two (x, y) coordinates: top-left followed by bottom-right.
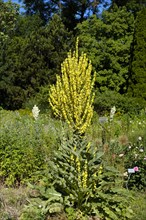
(82, 160), (88, 189)
(98, 165), (103, 175)
(49, 38), (95, 134)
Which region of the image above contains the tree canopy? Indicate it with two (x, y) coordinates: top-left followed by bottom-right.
(0, 12), (72, 109)
(128, 8), (146, 99)
(20, 0), (109, 28)
(76, 6), (134, 93)
(0, 0), (146, 110)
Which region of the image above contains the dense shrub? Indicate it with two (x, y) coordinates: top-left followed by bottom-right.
(0, 109), (62, 185)
(22, 86), (50, 113)
(94, 90), (146, 115)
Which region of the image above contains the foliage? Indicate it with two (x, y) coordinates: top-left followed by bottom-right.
(1, 107), (146, 218)
(111, 0), (145, 17)
(42, 14), (73, 83)
(0, 0), (19, 41)
(128, 8), (146, 99)
(87, 108), (146, 190)
(124, 138), (146, 190)
(0, 109), (62, 186)
(0, 1), (146, 218)
(131, 191), (146, 220)
(94, 90), (146, 115)
(0, 13), (72, 110)
(76, 6), (134, 93)
(49, 39), (95, 134)
(1, 187), (146, 220)
(0, 0), (146, 111)
(0, 13), (46, 109)
(102, 134), (146, 190)
(20, 185), (64, 220)
(23, 86), (50, 112)
(0, 185), (29, 220)
(60, 0), (106, 30)
(29, 131), (134, 219)
(0, 0), (21, 109)
(20, 0), (53, 23)
(21, 0), (108, 28)
(15, 14), (43, 37)
(123, 113), (146, 190)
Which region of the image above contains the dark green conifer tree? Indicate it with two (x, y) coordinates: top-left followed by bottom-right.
(129, 8), (146, 99)
(111, 0), (146, 17)
(0, 13), (73, 109)
(21, 0), (108, 28)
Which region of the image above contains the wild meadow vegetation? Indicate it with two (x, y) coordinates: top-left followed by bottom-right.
(0, 107), (146, 219)
(1, 41), (146, 219)
(0, 0), (146, 219)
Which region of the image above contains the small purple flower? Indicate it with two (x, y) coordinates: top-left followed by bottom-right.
(133, 166), (139, 172)
(144, 157), (146, 160)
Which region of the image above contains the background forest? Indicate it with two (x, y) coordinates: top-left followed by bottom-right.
(0, 0), (146, 220)
(0, 0), (146, 112)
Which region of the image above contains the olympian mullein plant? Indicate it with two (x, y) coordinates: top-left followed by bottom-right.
(49, 38), (95, 134)
(49, 132), (104, 212)
(46, 131), (134, 219)
(21, 40), (134, 219)
(47, 40), (134, 219)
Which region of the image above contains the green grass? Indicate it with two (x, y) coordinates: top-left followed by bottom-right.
(131, 190), (146, 220)
(0, 185), (29, 220)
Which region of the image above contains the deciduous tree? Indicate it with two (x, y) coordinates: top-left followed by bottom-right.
(76, 5), (134, 93)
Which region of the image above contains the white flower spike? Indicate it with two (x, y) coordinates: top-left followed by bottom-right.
(32, 105), (40, 120)
(110, 106), (116, 121)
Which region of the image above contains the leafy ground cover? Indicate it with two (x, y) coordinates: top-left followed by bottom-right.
(0, 185), (146, 220)
(0, 108), (146, 219)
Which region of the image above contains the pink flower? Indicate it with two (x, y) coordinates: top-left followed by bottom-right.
(133, 166), (139, 172)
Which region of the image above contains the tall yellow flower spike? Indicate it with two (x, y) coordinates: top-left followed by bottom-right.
(49, 38), (95, 134)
